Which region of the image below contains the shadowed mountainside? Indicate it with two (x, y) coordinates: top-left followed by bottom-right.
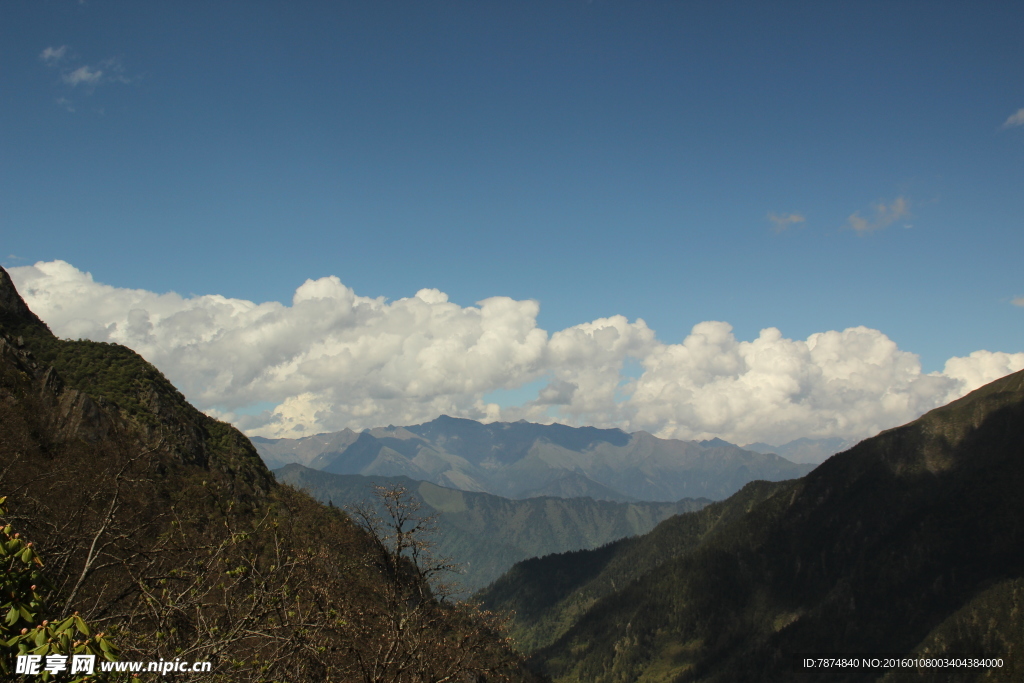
(478, 369), (1024, 682)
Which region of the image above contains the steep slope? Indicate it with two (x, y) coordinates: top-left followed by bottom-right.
(254, 416), (813, 502)
(0, 266), (529, 682)
(479, 479), (790, 652)
(276, 464), (710, 593)
(479, 369), (1024, 682)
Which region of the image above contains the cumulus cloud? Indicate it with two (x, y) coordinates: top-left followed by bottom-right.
(767, 212), (805, 233)
(11, 261), (549, 437)
(625, 323), (1022, 444)
(942, 350), (1024, 394)
(1002, 108), (1024, 129)
(10, 260), (1024, 446)
(532, 379), (577, 406)
(846, 196), (910, 234)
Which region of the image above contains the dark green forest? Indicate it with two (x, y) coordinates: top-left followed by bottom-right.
(478, 369), (1024, 682)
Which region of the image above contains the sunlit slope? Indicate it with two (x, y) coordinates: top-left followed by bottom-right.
(0, 265), (532, 682)
(256, 415), (813, 502)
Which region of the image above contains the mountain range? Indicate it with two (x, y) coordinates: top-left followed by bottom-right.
(254, 417), (814, 502)
(6, 258), (1020, 682)
(479, 368), (1024, 682)
(275, 464), (710, 593)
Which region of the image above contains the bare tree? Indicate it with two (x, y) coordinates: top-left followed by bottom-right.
(349, 485), (461, 600)
(347, 484), (520, 683)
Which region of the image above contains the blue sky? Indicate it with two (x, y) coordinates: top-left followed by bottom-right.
(3, 1), (1023, 444)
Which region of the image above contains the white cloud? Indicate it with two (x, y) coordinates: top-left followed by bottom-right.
(10, 260), (1024, 445)
(39, 46), (131, 103)
(942, 350), (1024, 393)
(11, 261), (548, 437)
(63, 65), (103, 86)
(40, 46), (69, 65)
(846, 196), (910, 235)
(1002, 108), (1024, 129)
(625, 323), (1022, 444)
(1012, 297), (1024, 307)
(767, 212), (805, 233)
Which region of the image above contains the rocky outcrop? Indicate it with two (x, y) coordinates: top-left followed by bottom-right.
(0, 266), (52, 335)
(0, 335), (111, 443)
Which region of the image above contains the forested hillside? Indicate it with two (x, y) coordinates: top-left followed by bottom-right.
(276, 464), (709, 593)
(479, 369), (1024, 682)
(0, 266), (531, 682)
(479, 479), (789, 653)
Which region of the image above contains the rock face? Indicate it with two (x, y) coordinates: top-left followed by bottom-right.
(0, 267), (108, 441)
(0, 265), (49, 333)
(0, 328), (110, 443)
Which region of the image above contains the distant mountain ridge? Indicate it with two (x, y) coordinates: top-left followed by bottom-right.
(742, 436), (854, 464)
(251, 429), (360, 469)
(254, 415), (813, 502)
(275, 464), (710, 594)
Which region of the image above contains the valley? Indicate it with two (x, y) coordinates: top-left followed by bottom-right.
(2, 263), (1020, 682)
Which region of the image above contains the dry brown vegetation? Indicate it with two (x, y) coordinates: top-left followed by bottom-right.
(0, 264), (533, 682)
